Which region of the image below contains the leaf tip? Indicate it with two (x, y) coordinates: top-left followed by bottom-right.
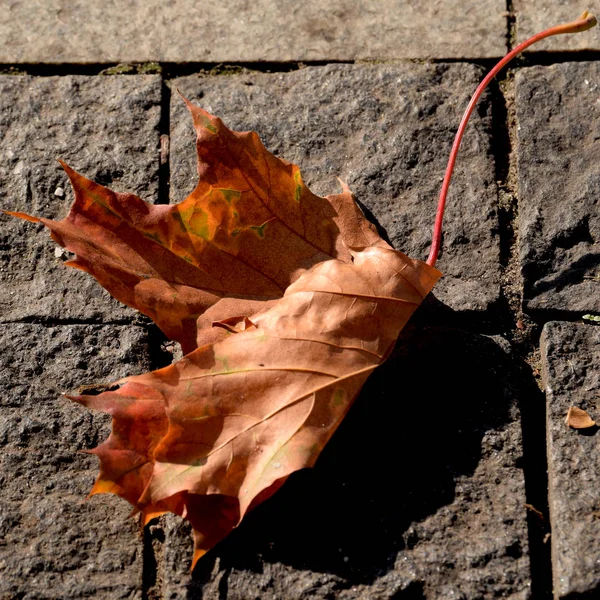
(2, 210), (41, 223)
(57, 161), (96, 196)
(335, 177), (352, 196)
(174, 86), (188, 104)
(65, 393), (85, 405)
(177, 89), (201, 115)
(57, 159), (76, 178)
(141, 508), (165, 526)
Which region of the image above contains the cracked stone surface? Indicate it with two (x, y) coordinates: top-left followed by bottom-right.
(0, 323), (153, 600)
(171, 63), (501, 314)
(541, 322), (600, 599)
(1, 0), (507, 64)
(156, 327), (531, 599)
(515, 0), (600, 52)
(0, 74), (161, 323)
(515, 62), (600, 316)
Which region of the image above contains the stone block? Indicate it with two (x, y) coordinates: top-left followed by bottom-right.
(541, 322), (600, 599)
(0, 0), (507, 64)
(515, 1), (600, 52)
(0, 323), (153, 599)
(171, 64), (501, 314)
(515, 62), (600, 316)
(0, 75), (162, 323)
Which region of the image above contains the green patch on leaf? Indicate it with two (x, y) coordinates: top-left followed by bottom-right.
(143, 231), (163, 244)
(333, 388), (345, 407)
(218, 188), (242, 204)
(293, 171), (303, 203)
(198, 114), (218, 135)
(250, 221), (270, 238)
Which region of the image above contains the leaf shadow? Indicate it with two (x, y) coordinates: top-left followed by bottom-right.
(352, 197), (394, 248)
(186, 320), (522, 592)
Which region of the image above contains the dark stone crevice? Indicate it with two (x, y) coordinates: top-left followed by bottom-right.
(142, 522), (165, 600)
(0, 60), (352, 79)
(3, 52), (600, 81)
(490, 59), (554, 599)
(158, 77), (171, 206)
(146, 323), (181, 371)
(515, 341), (553, 600)
(506, 0), (516, 52)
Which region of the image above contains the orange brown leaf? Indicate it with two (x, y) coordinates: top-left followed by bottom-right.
(11, 99), (440, 566)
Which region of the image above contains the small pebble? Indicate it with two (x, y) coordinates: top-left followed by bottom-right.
(54, 186), (65, 198)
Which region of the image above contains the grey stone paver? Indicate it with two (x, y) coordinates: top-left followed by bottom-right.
(158, 328), (531, 599)
(515, 62), (600, 316)
(171, 64), (501, 314)
(0, 323), (152, 599)
(541, 322), (600, 599)
(0, 75), (161, 323)
(1, 0), (507, 64)
(515, 0), (600, 52)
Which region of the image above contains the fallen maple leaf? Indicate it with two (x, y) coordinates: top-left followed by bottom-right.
(6, 11), (596, 568)
(9, 96), (441, 565)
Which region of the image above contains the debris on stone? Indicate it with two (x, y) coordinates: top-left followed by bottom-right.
(583, 314), (600, 323)
(565, 406), (597, 429)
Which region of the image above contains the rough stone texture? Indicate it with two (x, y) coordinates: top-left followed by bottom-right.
(515, 62), (600, 316)
(158, 327), (531, 599)
(515, 0), (600, 52)
(1, 0), (507, 64)
(171, 64), (501, 314)
(0, 75), (162, 323)
(541, 322), (600, 599)
(0, 323), (153, 599)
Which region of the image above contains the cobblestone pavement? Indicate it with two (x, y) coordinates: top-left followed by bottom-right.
(1, 2), (599, 599)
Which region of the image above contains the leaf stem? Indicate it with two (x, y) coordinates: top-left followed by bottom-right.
(426, 10), (597, 268)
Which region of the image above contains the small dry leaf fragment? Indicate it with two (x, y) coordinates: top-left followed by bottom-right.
(565, 406), (597, 429)
(524, 503), (544, 520)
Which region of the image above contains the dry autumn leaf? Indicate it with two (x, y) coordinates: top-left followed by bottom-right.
(6, 11), (596, 568)
(9, 100), (441, 566)
(565, 406), (597, 429)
